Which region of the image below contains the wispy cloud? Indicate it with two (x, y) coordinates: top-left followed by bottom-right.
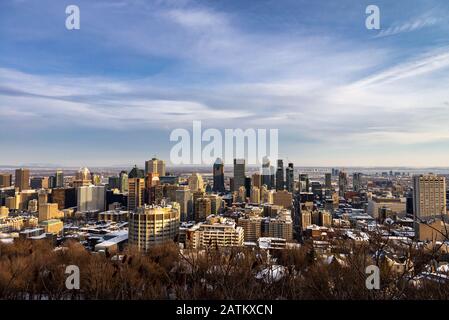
(375, 13), (440, 38)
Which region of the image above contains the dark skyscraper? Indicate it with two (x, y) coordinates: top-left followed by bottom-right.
(244, 176), (251, 198)
(233, 159), (245, 192)
(276, 159), (284, 191)
(213, 158), (225, 192)
(325, 173), (332, 190)
(339, 171), (348, 197)
(286, 163), (294, 192)
(353, 172), (362, 192)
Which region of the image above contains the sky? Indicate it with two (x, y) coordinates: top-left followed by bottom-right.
(0, 0), (449, 167)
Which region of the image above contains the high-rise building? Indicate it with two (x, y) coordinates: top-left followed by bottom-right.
(299, 174), (309, 193)
(233, 159), (245, 192)
(195, 197), (211, 222)
(237, 216), (262, 242)
(273, 190), (293, 209)
(275, 159), (284, 191)
(353, 172), (362, 192)
(244, 176), (251, 198)
(212, 158), (225, 192)
(145, 157), (166, 176)
(252, 172), (262, 189)
(285, 163), (294, 192)
(250, 186), (261, 203)
(263, 210), (293, 241)
(77, 185), (106, 212)
(338, 171), (348, 197)
(30, 177), (49, 189)
(128, 178), (145, 211)
(15, 168), (30, 191)
(176, 186), (192, 221)
(0, 173), (12, 188)
(261, 157), (273, 189)
(55, 170), (64, 188)
(38, 203), (63, 222)
(413, 174), (446, 220)
(188, 173), (204, 192)
(50, 187), (77, 210)
(128, 203), (180, 251)
(108, 176), (120, 189)
(119, 171), (128, 193)
(73, 167), (92, 188)
(325, 173), (332, 190)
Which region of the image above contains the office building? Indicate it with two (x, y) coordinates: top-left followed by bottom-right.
(15, 168), (30, 191)
(213, 158), (225, 192)
(188, 173), (204, 192)
(353, 172), (362, 192)
(299, 174), (309, 193)
(338, 171), (348, 197)
(195, 197), (211, 222)
(233, 159), (245, 192)
(30, 177), (49, 189)
(55, 170), (64, 188)
(145, 157), (166, 176)
(0, 174), (12, 188)
(325, 173), (332, 190)
(77, 185), (106, 212)
(285, 163), (294, 192)
(252, 172), (262, 189)
(176, 186), (192, 222)
(128, 178), (145, 211)
(273, 190), (293, 209)
(275, 159), (284, 191)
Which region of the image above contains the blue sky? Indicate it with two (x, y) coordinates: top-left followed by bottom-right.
(1, 0), (449, 167)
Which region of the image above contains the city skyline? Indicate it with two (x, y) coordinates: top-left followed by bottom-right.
(1, 0), (449, 166)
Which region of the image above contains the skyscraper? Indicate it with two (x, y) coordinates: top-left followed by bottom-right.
(285, 163), (294, 192)
(176, 186), (192, 221)
(213, 158), (225, 192)
(15, 168), (30, 191)
(77, 185), (106, 212)
(188, 173), (204, 192)
(0, 173), (12, 188)
(128, 178), (145, 211)
(145, 157), (166, 176)
(119, 170), (128, 193)
(299, 174), (309, 193)
(413, 174), (446, 220)
(233, 159), (245, 192)
(55, 169), (64, 188)
(338, 171), (348, 197)
(353, 172), (362, 192)
(252, 172), (262, 189)
(275, 159), (284, 191)
(261, 157), (272, 189)
(325, 173), (332, 190)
